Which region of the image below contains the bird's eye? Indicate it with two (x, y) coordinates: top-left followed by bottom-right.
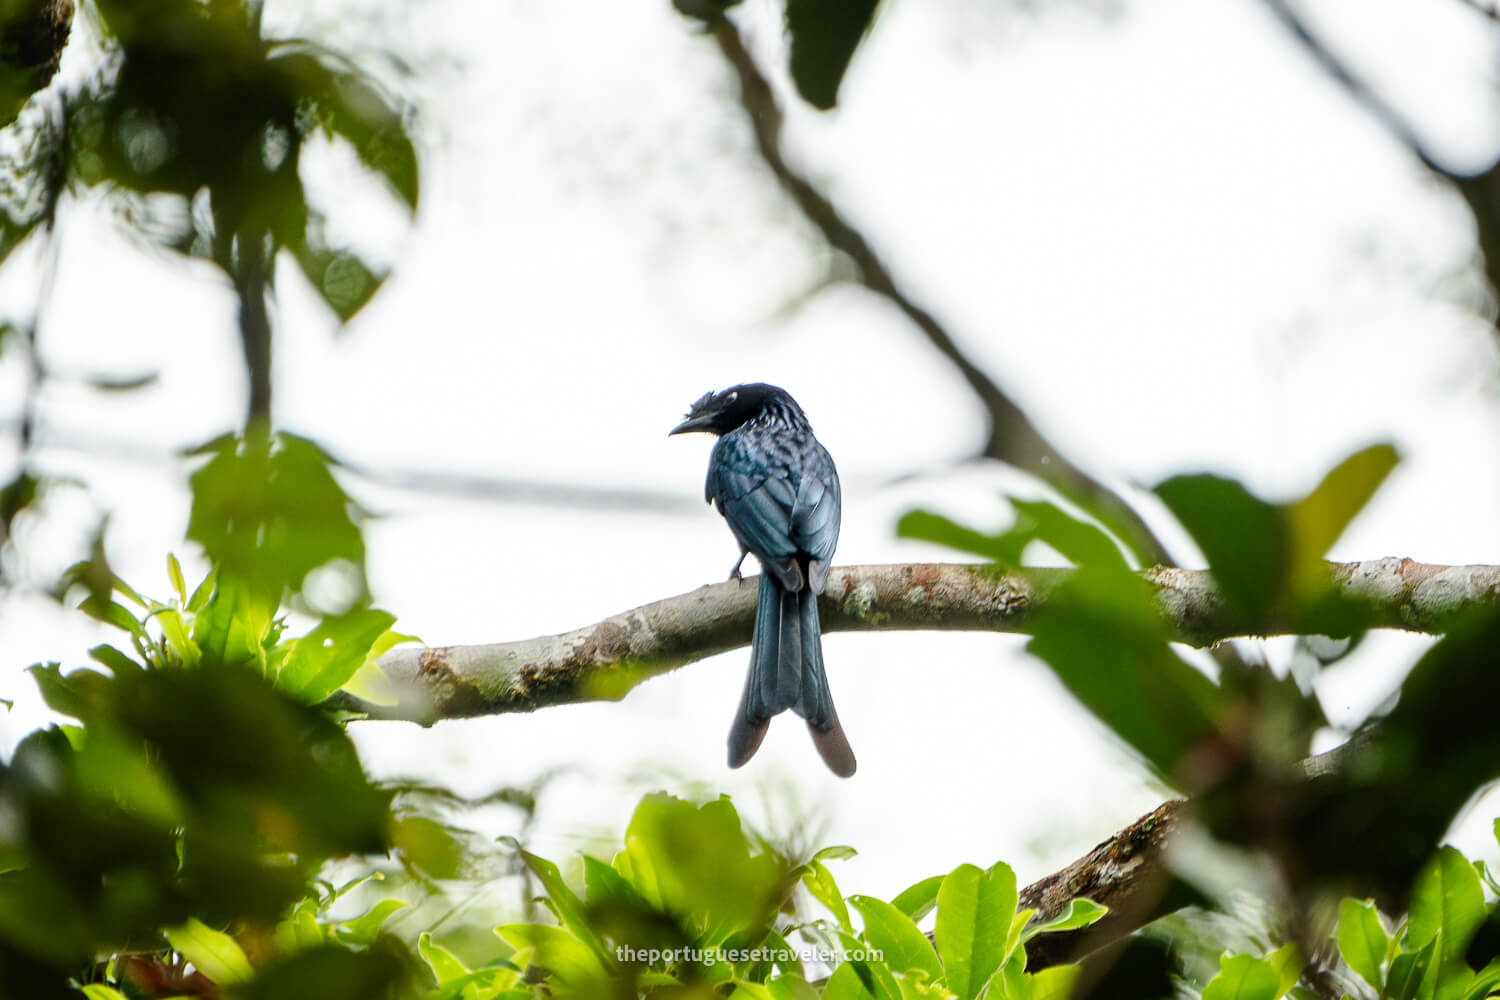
(726, 391), (738, 403)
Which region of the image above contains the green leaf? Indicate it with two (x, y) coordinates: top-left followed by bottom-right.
(822, 960), (883, 1000)
(81, 987), (131, 1000)
(1336, 898), (1388, 992)
(166, 918), (255, 985)
(392, 815), (466, 879)
(582, 854), (648, 909)
(805, 859), (854, 934)
(278, 609), (396, 702)
(1285, 443), (1398, 573)
(496, 923), (609, 988)
(1025, 565), (1225, 779)
(335, 899), (407, 947)
(271, 49), (419, 210)
(1267, 943), (1304, 998)
(1387, 935), (1440, 1000)
(167, 553), (188, 603)
(287, 230), (387, 322)
(518, 847), (614, 971)
(1022, 964), (1080, 1000)
(1201, 952), (1283, 1000)
(191, 578), (274, 672)
(87, 643), (144, 675)
(230, 940), (413, 1000)
(420, 931), (470, 980)
(896, 509), (1031, 566)
(274, 904), (327, 955)
(1409, 846), (1487, 997)
(613, 794), (786, 944)
(935, 862), (1018, 1000)
(814, 845), (858, 862)
(1020, 898), (1108, 943)
(784, 0), (880, 110)
(848, 895), (942, 983)
(188, 431), (367, 612)
(767, 975), (820, 1000)
(1154, 473), (1285, 620)
(26, 663), (109, 720)
(1010, 499), (1131, 573)
(890, 875), (945, 923)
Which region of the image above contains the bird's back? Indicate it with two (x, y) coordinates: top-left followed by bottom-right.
(708, 408), (840, 591)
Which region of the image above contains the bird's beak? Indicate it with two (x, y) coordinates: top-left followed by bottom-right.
(668, 414), (714, 436)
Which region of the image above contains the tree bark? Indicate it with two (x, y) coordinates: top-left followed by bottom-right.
(324, 558), (1500, 725)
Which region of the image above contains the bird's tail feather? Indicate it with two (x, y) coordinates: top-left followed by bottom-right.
(727, 575), (856, 777)
(798, 589), (856, 777)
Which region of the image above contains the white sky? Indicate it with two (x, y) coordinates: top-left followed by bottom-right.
(2, 0), (1500, 902)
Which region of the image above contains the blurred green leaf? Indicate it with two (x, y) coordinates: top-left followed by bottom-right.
(233, 939), (413, 1000)
(582, 854), (648, 909)
(188, 431), (367, 613)
(191, 578), (275, 673)
(1286, 444), (1398, 576)
(80, 986), (130, 1000)
(85, 371), (160, 392)
(496, 923), (609, 991)
(1026, 566), (1225, 781)
(282, 207), (387, 322)
(166, 554), (187, 604)
(1336, 898), (1388, 992)
(278, 609), (395, 703)
(1283, 612), (1500, 897)
(25, 663), (109, 720)
(517, 846), (614, 971)
(614, 794), (787, 945)
(848, 895), (941, 983)
(392, 815), (465, 879)
(1200, 952), (1282, 1000)
(165, 917), (254, 985)
(334, 899), (405, 948)
(784, 0), (880, 110)
(1010, 499), (1130, 573)
(274, 903), (327, 955)
(270, 46), (420, 210)
(1408, 846), (1486, 998)
(1154, 473), (1285, 621)
(87, 644), (143, 675)
(896, 509), (1031, 566)
(1267, 943), (1303, 998)
(419, 930), (469, 980)
(935, 862), (1017, 1000)
(813, 845), (858, 863)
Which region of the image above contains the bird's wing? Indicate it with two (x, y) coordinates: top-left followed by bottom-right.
(718, 470), (798, 561)
(791, 445), (840, 567)
(710, 442), (798, 563)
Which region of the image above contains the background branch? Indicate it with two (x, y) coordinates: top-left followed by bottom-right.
(328, 558), (1500, 724)
(700, 12), (1172, 565)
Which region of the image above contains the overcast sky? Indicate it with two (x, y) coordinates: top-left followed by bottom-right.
(2, 0), (1499, 901)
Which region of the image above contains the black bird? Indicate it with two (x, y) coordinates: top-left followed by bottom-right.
(670, 383), (856, 777)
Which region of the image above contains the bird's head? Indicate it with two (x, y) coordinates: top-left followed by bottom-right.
(668, 383), (790, 436)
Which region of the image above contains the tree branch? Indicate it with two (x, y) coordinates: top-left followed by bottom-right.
(329, 558), (1500, 724)
(696, 12), (1172, 565)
